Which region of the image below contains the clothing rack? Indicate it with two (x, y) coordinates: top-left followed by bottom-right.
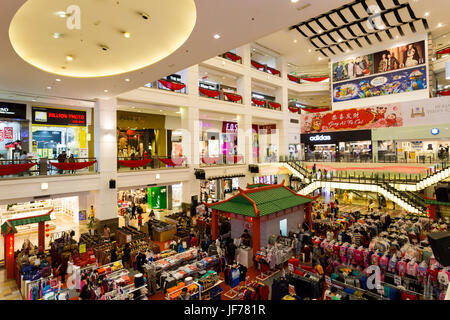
(380, 280), (425, 298)
(330, 279), (388, 300)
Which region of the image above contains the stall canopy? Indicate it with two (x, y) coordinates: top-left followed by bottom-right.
(1, 212), (52, 235)
(207, 183), (313, 218)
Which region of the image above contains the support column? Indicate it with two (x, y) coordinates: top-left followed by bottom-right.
(237, 113), (252, 164)
(181, 106), (200, 166)
(38, 222), (45, 251)
(211, 210), (219, 240)
(236, 44), (251, 67)
(93, 98), (118, 230)
(252, 217), (261, 257)
(4, 234), (14, 279)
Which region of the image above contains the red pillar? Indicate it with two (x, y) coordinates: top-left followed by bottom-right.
(428, 205), (437, 221)
(305, 202), (312, 231)
(211, 210), (219, 240)
(38, 222), (45, 251)
(5, 234), (15, 279)
(252, 217), (261, 257)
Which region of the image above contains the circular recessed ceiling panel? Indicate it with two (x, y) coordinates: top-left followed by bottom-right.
(9, 0), (197, 78)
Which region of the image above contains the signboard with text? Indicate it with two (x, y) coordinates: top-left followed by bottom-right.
(0, 102), (27, 119)
(32, 107), (86, 126)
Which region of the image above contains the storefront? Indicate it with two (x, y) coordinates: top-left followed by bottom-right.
(255, 124), (278, 163)
(373, 124), (450, 162)
(200, 176), (242, 203)
(117, 111), (166, 159)
(31, 106), (88, 159)
(200, 120), (238, 163)
(0, 102), (29, 160)
(253, 175), (278, 185)
(0, 196), (80, 260)
(301, 130), (372, 162)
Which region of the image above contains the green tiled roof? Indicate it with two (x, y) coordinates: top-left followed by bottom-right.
(209, 186), (312, 217)
(1, 214), (51, 235)
(247, 184), (270, 189)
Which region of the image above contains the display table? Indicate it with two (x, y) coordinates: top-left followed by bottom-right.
(236, 247), (253, 268)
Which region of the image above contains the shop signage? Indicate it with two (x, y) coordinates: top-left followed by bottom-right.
(431, 128), (440, 135)
(258, 124), (277, 134)
(301, 105), (402, 133)
(222, 121), (238, 133)
(309, 134), (331, 142)
(32, 107), (86, 126)
(0, 130), (3, 142)
(4, 127), (13, 139)
(301, 129), (372, 145)
(0, 102), (27, 119)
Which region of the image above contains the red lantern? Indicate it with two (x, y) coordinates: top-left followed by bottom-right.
(45, 224), (49, 228)
(249, 217), (253, 222)
(46, 234), (50, 238)
(227, 213), (231, 219)
(126, 129), (135, 136)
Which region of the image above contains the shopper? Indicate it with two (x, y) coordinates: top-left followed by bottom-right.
(149, 209), (155, 220)
(124, 212), (130, 227)
(131, 203), (137, 219)
(110, 244), (118, 263)
(57, 151), (67, 174)
(240, 229), (252, 247)
(147, 220), (153, 239)
(68, 154), (76, 174)
(312, 163), (317, 175)
(103, 225), (111, 240)
(137, 213), (143, 230)
(122, 243), (131, 269)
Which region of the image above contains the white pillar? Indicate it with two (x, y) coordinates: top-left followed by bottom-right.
(237, 44), (251, 67)
(237, 113), (253, 164)
(181, 106), (200, 166)
(93, 98), (118, 222)
(187, 65), (199, 99)
(237, 74), (252, 107)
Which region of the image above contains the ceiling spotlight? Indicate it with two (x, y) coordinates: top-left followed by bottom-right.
(55, 79), (61, 82)
(318, 57), (323, 61)
(32, 99), (37, 102)
(437, 23), (443, 28)
(213, 34), (221, 39)
(125, 78), (131, 82)
(293, 39), (298, 43)
(291, 0), (299, 2)
(308, 49), (312, 53)
(104, 89), (109, 93)
(424, 12), (429, 17)
(47, 86), (52, 90)
(66, 55), (74, 61)
(123, 32), (131, 38)
(52, 32), (61, 39)
(56, 11), (67, 18)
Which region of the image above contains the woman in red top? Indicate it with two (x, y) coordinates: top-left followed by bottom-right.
(137, 213), (143, 230)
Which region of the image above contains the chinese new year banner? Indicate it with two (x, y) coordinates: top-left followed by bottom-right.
(301, 105), (403, 134)
(332, 66), (427, 103)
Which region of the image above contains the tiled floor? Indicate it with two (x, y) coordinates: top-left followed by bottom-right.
(0, 269), (22, 300)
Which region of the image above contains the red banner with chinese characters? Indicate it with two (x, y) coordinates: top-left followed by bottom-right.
(301, 104), (403, 133)
(4, 127), (13, 139)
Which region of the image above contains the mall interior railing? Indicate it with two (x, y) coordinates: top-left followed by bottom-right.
(250, 60), (281, 77)
(199, 154), (245, 167)
(251, 99), (282, 111)
(301, 152), (446, 164)
(117, 156), (189, 172)
(144, 80), (188, 94)
(198, 88), (243, 104)
(219, 52), (243, 64)
(0, 158), (98, 179)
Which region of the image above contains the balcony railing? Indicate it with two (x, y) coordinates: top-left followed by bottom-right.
(145, 79), (187, 94)
(0, 158), (98, 179)
(200, 154), (245, 167)
(198, 88), (243, 104)
(250, 60), (281, 77)
(117, 156), (188, 172)
(251, 98), (282, 111)
(220, 52), (242, 64)
(299, 152), (446, 164)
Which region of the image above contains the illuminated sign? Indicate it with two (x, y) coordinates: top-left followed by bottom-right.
(309, 135), (332, 142)
(32, 107), (86, 126)
(431, 128), (440, 135)
(0, 102), (27, 119)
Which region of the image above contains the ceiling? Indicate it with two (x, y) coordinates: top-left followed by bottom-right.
(256, 0), (450, 72)
(0, 0), (348, 103)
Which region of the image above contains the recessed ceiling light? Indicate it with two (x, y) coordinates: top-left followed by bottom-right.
(55, 78), (61, 82)
(308, 49), (312, 53)
(32, 99), (37, 102)
(123, 32), (131, 38)
(424, 12), (429, 17)
(66, 55), (74, 62)
(338, 38), (342, 42)
(160, 110), (163, 112)
(52, 32), (61, 39)
(318, 57), (323, 61)
(293, 39), (298, 43)
(437, 23), (443, 28)
(291, 0), (299, 2)
(104, 89), (109, 93)
(47, 86), (52, 90)
(213, 34), (221, 39)
(56, 11), (67, 18)
(125, 78), (131, 82)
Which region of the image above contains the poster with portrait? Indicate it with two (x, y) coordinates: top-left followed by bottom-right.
(373, 40), (425, 74)
(332, 66), (427, 103)
(301, 104), (403, 134)
(332, 40), (426, 82)
(332, 54), (374, 82)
